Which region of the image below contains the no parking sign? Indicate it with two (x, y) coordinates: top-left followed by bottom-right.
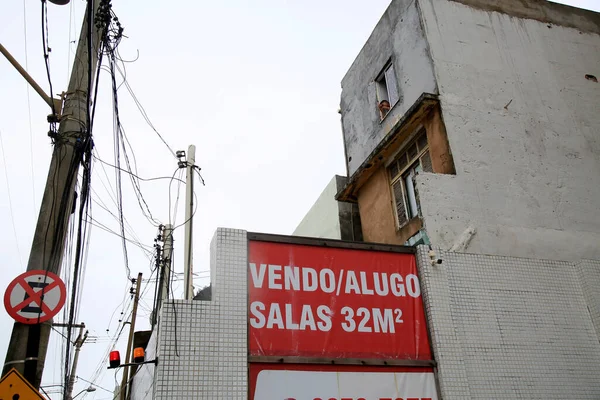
(3, 270), (66, 324)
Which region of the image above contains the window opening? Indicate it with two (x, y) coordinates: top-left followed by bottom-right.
(376, 63), (399, 119)
(388, 129), (432, 227)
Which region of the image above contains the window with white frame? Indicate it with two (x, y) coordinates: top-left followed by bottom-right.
(388, 129), (433, 227)
(376, 63), (399, 119)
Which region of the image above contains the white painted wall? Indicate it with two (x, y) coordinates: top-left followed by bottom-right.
(417, 0), (600, 261)
(293, 176), (342, 239)
(340, 0), (437, 177)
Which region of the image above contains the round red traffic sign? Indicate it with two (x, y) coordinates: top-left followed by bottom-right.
(3, 270), (66, 324)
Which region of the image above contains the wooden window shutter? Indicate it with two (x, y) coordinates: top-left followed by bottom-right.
(392, 179), (408, 226)
(385, 64), (400, 106)
(421, 151), (433, 173)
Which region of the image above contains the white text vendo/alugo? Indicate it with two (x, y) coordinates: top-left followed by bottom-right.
(249, 263), (421, 297)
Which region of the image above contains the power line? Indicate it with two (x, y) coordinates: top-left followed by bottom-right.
(93, 153), (185, 184)
(83, 262), (158, 396)
(75, 376), (113, 393)
(41, 0), (57, 117)
(0, 130), (24, 269)
(23, 0), (36, 214)
(90, 190), (146, 248)
(114, 62), (176, 158)
(85, 215), (154, 256)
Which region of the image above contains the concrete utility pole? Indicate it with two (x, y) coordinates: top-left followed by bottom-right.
(65, 326), (88, 400)
(183, 145), (196, 300)
(2, 0), (102, 388)
(119, 273), (142, 400)
(160, 224), (174, 306)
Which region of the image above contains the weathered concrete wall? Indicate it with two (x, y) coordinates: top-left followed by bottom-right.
(357, 166), (422, 245)
(357, 167), (400, 244)
(293, 175), (362, 241)
(416, 0), (600, 261)
(416, 246), (600, 400)
(340, 0), (437, 177)
(450, 0), (600, 34)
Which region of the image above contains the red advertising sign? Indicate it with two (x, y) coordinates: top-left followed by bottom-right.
(248, 241), (431, 360)
(250, 364), (438, 400)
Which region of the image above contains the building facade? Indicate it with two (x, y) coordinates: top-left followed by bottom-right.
(332, 0), (600, 398)
(337, 0), (600, 262)
(129, 1), (600, 399)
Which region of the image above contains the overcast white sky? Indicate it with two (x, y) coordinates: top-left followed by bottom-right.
(1, 0), (599, 398)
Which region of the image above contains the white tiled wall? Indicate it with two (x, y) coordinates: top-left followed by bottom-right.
(575, 259), (600, 341)
(132, 230), (600, 400)
(417, 246), (600, 399)
(135, 228), (248, 400)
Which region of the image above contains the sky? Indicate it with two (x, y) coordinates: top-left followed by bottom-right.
(0, 0), (599, 399)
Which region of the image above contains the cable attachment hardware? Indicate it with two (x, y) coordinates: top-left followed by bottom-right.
(176, 150), (187, 168)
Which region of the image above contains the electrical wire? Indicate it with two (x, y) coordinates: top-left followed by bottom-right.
(63, 142), (93, 400)
(86, 215), (154, 256)
(41, 0), (56, 117)
(83, 261), (158, 397)
(169, 262), (180, 357)
(75, 376), (113, 393)
(170, 169), (184, 226)
(66, 0), (74, 80)
(0, 130), (24, 269)
(93, 153), (186, 184)
(60, 0), (109, 394)
(23, 0), (36, 213)
(113, 62), (176, 158)
(85, 245), (158, 391)
(90, 190), (144, 246)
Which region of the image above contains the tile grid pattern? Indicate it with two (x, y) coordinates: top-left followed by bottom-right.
(153, 228), (248, 400)
(416, 246), (471, 399)
(417, 245), (600, 399)
(575, 259), (600, 341)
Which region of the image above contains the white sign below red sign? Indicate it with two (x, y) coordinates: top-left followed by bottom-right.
(250, 364), (438, 400)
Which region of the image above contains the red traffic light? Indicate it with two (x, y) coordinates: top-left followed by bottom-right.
(109, 350), (121, 368)
(133, 347), (145, 363)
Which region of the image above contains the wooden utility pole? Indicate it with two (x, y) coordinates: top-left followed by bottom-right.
(119, 273), (142, 400)
(2, 0), (103, 389)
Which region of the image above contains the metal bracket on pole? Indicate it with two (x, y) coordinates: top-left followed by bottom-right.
(52, 322), (86, 329)
(0, 42), (63, 120)
(107, 358), (159, 370)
